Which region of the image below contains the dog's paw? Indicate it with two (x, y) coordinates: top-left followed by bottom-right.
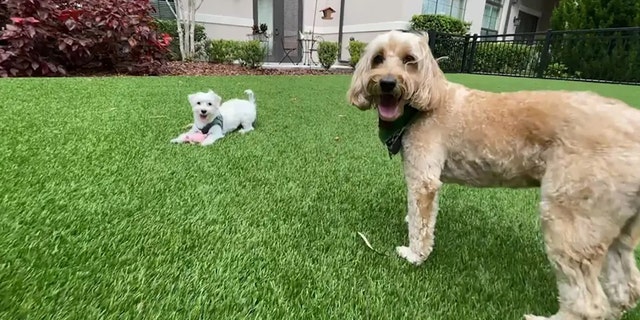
(170, 138), (181, 144)
(404, 214), (409, 223)
(523, 315), (549, 320)
(395, 246), (426, 266)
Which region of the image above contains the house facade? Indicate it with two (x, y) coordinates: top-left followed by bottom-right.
(152, 0), (560, 63)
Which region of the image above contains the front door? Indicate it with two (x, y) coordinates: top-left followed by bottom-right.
(254, 0), (302, 63)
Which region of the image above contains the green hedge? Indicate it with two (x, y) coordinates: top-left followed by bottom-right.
(207, 39), (241, 64)
(348, 39), (366, 68)
(548, 31), (640, 83)
(472, 42), (539, 74)
(205, 39), (266, 68)
(153, 19), (207, 61)
(318, 41), (339, 69)
(410, 14), (470, 72)
(409, 14), (470, 35)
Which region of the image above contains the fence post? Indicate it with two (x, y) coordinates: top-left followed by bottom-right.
(427, 30), (436, 51)
(536, 29), (553, 78)
(460, 34), (470, 73)
(466, 33), (479, 74)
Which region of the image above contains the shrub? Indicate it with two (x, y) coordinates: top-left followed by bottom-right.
(409, 14), (470, 35)
(429, 36), (467, 72)
(153, 19), (207, 61)
(207, 39), (241, 64)
(0, 0), (171, 77)
(551, 0), (640, 31)
(348, 39), (366, 68)
(549, 0), (640, 83)
(236, 40), (266, 68)
(544, 62), (571, 78)
(317, 41), (339, 70)
(410, 14), (470, 73)
(472, 42), (539, 74)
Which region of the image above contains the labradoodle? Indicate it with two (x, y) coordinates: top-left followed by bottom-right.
(346, 30), (640, 320)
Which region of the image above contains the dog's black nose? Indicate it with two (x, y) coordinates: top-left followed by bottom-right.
(379, 76), (396, 93)
(200, 110), (207, 114)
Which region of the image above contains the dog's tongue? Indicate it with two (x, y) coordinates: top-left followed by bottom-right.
(378, 94), (399, 119)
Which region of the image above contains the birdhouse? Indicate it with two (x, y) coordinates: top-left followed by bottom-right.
(320, 7), (336, 20)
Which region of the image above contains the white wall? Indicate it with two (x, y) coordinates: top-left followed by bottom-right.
(464, 0), (514, 35)
(462, 0), (485, 35)
(197, 0), (254, 40)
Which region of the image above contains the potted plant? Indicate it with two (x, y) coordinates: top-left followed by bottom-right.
(250, 23), (269, 42)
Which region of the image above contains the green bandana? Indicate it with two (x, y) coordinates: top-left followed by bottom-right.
(378, 105), (421, 158)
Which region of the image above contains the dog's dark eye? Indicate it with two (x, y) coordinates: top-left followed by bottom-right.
(403, 55), (415, 64)
(196, 102), (201, 105)
(372, 54), (384, 66)
(207, 102), (212, 106)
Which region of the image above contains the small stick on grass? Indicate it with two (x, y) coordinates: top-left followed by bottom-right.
(357, 232), (387, 256)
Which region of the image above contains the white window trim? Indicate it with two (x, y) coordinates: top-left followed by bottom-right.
(482, 1), (503, 34)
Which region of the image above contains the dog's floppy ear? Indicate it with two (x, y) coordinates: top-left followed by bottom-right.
(346, 44), (373, 110)
(211, 93), (222, 107)
(411, 33), (447, 111)
(187, 93), (199, 107)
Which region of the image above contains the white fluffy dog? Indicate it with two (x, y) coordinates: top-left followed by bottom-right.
(170, 89), (257, 146)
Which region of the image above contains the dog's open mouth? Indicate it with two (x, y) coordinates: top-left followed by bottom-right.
(377, 94), (402, 121)
(199, 114), (208, 120)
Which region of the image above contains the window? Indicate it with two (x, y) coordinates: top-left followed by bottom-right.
(150, 0), (176, 20)
(422, 0), (466, 20)
(480, 0), (502, 36)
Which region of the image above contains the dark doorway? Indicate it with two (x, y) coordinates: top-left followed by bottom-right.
(253, 0), (303, 63)
(514, 11), (539, 44)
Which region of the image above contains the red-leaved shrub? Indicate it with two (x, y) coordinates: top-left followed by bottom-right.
(0, 0), (171, 77)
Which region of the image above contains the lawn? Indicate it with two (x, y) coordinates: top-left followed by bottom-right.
(1, 73), (639, 320)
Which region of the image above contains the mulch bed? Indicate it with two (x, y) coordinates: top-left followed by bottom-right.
(159, 61), (354, 76)
(64, 61), (354, 77)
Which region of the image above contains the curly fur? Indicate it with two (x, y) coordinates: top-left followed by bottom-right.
(347, 30), (640, 320)
(171, 89), (257, 146)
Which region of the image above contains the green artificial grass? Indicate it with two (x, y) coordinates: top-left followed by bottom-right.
(1, 74), (639, 320)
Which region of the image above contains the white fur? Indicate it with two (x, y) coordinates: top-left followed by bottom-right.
(170, 89), (257, 146)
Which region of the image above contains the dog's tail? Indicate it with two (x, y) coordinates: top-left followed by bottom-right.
(244, 89), (255, 105)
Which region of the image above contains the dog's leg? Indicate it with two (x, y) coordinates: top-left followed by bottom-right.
(525, 199), (617, 320)
(171, 130), (195, 143)
(601, 213), (640, 319)
(201, 127), (224, 146)
(238, 121), (254, 134)
(395, 149), (444, 266)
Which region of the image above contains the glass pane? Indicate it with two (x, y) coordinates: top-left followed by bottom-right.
(436, 0), (452, 15)
(422, 0), (437, 14)
(481, 4), (500, 30)
(257, 0), (274, 56)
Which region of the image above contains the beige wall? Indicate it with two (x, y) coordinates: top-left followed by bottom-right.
(197, 0), (254, 40)
(305, 0), (419, 60)
(303, 0), (417, 34)
(195, 0), (560, 63)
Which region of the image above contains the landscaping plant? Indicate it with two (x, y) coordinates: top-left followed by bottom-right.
(317, 41), (339, 70)
(0, 0), (171, 77)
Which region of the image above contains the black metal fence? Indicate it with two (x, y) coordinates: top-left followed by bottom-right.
(428, 26), (640, 85)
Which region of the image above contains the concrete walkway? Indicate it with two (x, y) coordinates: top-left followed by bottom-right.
(261, 62), (352, 71)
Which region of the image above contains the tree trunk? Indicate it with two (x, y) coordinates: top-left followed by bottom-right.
(173, 0), (203, 61)
(174, 0), (186, 61)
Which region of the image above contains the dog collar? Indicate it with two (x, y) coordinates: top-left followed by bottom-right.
(378, 105), (421, 159)
(198, 115), (223, 134)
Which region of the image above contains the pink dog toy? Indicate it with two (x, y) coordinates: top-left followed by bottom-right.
(184, 132), (207, 144)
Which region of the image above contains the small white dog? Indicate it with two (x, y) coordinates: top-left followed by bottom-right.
(170, 89), (257, 146)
